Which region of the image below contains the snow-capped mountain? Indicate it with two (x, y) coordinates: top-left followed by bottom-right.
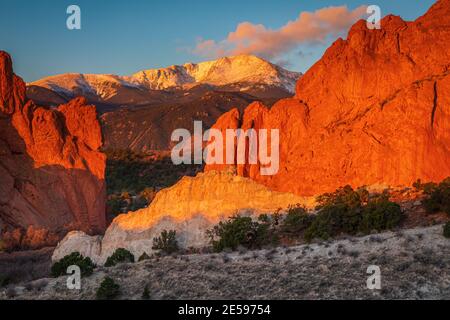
(127, 55), (301, 91)
(26, 55), (302, 151)
(28, 55), (301, 102)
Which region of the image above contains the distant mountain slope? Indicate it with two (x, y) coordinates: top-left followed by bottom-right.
(27, 55), (301, 108)
(128, 55), (300, 91)
(100, 90), (266, 151)
(27, 55), (301, 151)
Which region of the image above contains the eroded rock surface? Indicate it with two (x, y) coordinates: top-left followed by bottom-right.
(0, 51), (106, 244)
(205, 0), (450, 196)
(53, 170), (311, 264)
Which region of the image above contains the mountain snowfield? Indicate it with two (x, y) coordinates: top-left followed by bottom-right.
(28, 55), (302, 99)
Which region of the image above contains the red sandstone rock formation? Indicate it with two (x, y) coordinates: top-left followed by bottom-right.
(205, 0), (450, 196)
(0, 51), (106, 241)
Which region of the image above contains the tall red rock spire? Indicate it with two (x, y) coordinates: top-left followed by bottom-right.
(205, 0), (450, 196)
(0, 51), (106, 241)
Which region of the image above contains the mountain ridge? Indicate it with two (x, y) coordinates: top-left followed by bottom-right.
(27, 55), (301, 152)
(28, 55), (301, 104)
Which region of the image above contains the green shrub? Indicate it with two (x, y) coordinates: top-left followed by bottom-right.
(280, 205), (314, 235)
(96, 277), (120, 300)
(413, 179), (439, 194)
(207, 214), (278, 252)
(316, 185), (366, 210)
(254, 215), (279, 247)
(138, 252), (151, 261)
(142, 285), (150, 300)
(106, 196), (127, 216)
(360, 198), (403, 234)
(206, 186), (405, 245)
(207, 215), (256, 252)
(51, 252), (95, 277)
(444, 222), (450, 238)
(305, 187), (403, 242)
(420, 178), (450, 215)
(304, 204), (348, 241)
(129, 196), (149, 211)
(104, 248), (135, 267)
(152, 230), (179, 254)
(105, 149), (200, 195)
(0, 275), (10, 287)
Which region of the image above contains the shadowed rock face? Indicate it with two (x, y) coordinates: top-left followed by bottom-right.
(0, 51), (106, 241)
(205, 0), (450, 196)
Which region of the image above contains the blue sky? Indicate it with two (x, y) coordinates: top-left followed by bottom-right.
(0, 0), (436, 82)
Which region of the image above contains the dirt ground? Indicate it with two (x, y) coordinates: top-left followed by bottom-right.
(1, 224), (448, 300)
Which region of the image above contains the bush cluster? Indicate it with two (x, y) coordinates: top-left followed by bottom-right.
(304, 186), (403, 241)
(0, 275), (10, 287)
(444, 222), (450, 239)
(279, 205), (313, 236)
(51, 252), (95, 277)
(207, 214), (279, 252)
(415, 178), (450, 215)
(138, 252), (151, 261)
(152, 230), (179, 254)
(104, 248), (135, 267)
(142, 285), (150, 300)
(207, 186), (404, 249)
(96, 277), (120, 300)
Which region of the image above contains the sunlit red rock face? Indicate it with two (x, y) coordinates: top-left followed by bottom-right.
(0, 51), (106, 242)
(205, 0), (450, 196)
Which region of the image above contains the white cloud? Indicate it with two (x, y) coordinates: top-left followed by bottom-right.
(192, 5), (367, 60)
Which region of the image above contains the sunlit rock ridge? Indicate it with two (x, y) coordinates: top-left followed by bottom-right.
(206, 0), (450, 196)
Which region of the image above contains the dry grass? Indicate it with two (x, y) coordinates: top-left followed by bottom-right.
(0, 247), (53, 285)
(2, 225), (449, 300)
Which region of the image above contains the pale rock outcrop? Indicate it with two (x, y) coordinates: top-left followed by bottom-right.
(52, 171), (312, 264)
(52, 231), (103, 263)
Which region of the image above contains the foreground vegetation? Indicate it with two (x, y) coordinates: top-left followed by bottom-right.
(104, 248), (135, 267)
(96, 277), (120, 300)
(51, 252), (96, 277)
(207, 186), (404, 252)
(19, 178), (450, 300)
(414, 177), (450, 216)
(5, 224), (449, 300)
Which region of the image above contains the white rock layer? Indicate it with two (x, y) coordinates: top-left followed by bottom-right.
(52, 171), (312, 265)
